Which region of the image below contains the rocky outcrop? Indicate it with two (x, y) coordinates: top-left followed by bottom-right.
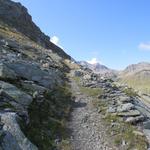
(0, 62), (17, 80)
(1, 112), (38, 150)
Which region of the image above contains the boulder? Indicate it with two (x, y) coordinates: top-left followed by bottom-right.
(6, 62), (61, 88)
(0, 63), (17, 80)
(125, 115), (145, 124)
(143, 121), (150, 129)
(117, 103), (135, 112)
(118, 96), (131, 103)
(0, 81), (32, 108)
(143, 129), (150, 143)
(107, 106), (116, 113)
(74, 70), (84, 77)
(117, 110), (141, 117)
(0, 112), (38, 150)
(20, 81), (48, 95)
(83, 74), (91, 80)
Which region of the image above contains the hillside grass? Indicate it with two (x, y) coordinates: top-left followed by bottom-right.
(119, 77), (150, 94)
(73, 76), (103, 97)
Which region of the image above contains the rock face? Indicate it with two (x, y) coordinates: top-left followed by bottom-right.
(6, 62), (62, 88)
(1, 112), (38, 150)
(0, 62), (17, 80)
(0, 0), (70, 59)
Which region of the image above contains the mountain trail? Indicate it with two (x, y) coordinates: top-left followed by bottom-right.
(67, 78), (117, 150)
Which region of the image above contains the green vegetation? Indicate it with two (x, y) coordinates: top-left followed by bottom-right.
(123, 87), (138, 97)
(21, 85), (72, 150)
(72, 76), (80, 84)
(73, 77), (103, 97)
(80, 86), (103, 97)
(58, 139), (73, 150)
(119, 77), (150, 94)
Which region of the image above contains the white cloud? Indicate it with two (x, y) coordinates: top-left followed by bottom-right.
(87, 58), (101, 64)
(50, 36), (64, 49)
(50, 36), (59, 45)
(138, 42), (150, 51)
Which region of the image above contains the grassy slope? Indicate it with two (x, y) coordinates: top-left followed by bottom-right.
(119, 76), (150, 94)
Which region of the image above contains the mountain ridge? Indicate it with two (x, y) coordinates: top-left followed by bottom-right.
(0, 0), (71, 59)
(78, 61), (117, 78)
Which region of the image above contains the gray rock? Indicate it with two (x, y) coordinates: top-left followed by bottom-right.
(0, 81), (32, 108)
(0, 112), (38, 150)
(117, 103), (135, 112)
(21, 81), (48, 95)
(0, 63), (17, 80)
(6, 62), (61, 88)
(143, 121), (150, 129)
(74, 70), (84, 77)
(117, 110), (141, 117)
(119, 96), (131, 103)
(125, 115), (145, 124)
(107, 106), (116, 113)
(6, 40), (20, 50)
(143, 129), (150, 143)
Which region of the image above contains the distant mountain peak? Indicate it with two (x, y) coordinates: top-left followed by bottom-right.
(78, 61), (117, 78)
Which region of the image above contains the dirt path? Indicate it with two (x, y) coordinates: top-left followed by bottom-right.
(68, 79), (117, 150)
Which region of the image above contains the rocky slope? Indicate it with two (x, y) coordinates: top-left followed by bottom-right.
(0, 0), (74, 149)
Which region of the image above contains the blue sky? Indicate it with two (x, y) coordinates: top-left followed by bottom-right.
(13, 0), (150, 70)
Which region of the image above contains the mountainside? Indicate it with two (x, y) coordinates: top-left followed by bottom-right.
(0, 0), (75, 149)
(0, 0), (70, 59)
(121, 62), (150, 75)
(78, 61), (117, 78)
(119, 62), (150, 94)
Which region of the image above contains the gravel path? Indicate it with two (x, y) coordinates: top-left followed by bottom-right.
(68, 79), (117, 150)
